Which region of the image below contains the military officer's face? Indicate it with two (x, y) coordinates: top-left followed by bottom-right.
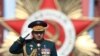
(32, 31), (45, 40)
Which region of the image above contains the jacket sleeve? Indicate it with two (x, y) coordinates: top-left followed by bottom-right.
(9, 37), (25, 54)
(51, 43), (58, 56)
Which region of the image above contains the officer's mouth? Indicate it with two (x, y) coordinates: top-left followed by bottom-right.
(36, 36), (43, 40)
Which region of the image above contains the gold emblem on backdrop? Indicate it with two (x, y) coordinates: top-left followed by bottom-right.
(16, 0), (81, 47)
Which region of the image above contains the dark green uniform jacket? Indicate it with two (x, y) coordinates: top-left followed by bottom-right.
(9, 37), (57, 56)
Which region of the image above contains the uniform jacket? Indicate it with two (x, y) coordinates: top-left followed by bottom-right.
(9, 37), (57, 56)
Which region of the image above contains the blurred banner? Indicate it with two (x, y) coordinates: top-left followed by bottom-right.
(0, 0), (4, 56)
(94, 0), (100, 51)
(0, 0), (4, 46)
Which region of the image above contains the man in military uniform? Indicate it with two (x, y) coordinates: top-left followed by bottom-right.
(9, 20), (58, 56)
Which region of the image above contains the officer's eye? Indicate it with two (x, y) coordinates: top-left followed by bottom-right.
(32, 31), (44, 34)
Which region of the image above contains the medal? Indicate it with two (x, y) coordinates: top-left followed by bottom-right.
(30, 44), (33, 50)
(37, 43), (41, 47)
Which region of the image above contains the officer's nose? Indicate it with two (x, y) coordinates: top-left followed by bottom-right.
(37, 33), (41, 35)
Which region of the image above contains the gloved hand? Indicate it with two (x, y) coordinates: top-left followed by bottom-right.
(21, 28), (32, 39)
(75, 32), (100, 56)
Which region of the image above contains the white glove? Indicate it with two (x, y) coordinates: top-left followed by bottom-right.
(21, 28), (32, 39)
(75, 32), (100, 56)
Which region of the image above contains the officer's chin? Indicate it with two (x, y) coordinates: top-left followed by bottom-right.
(36, 37), (42, 40)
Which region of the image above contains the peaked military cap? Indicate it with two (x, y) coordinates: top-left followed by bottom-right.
(28, 20), (47, 31)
